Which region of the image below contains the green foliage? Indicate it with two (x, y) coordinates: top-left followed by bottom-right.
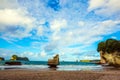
(112, 41), (120, 52)
(105, 39), (118, 53)
(11, 54), (29, 61)
(97, 38), (120, 53)
(11, 55), (18, 60)
(12, 55), (18, 58)
(97, 41), (106, 52)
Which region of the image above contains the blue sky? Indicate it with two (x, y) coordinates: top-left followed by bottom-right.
(0, 0), (120, 61)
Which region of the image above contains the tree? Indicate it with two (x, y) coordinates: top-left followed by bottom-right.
(110, 41), (120, 52)
(105, 39), (118, 53)
(97, 41), (106, 52)
(97, 39), (120, 53)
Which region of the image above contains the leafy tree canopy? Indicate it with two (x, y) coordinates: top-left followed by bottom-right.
(97, 39), (120, 53)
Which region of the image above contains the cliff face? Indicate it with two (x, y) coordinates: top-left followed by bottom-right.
(99, 51), (106, 64)
(100, 51), (120, 66)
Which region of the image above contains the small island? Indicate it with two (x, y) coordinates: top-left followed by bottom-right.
(5, 55), (29, 65)
(10, 55), (29, 61)
(48, 54), (59, 68)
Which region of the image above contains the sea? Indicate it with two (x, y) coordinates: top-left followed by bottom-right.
(0, 61), (106, 71)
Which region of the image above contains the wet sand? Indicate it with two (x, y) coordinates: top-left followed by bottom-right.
(0, 69), (120, 80)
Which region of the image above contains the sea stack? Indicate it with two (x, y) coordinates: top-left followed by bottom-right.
(48, 54), (59, 68)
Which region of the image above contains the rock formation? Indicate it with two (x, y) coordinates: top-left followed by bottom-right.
(100, 51), (120, 66)
(97, 39), (120, 66)
(10, 55), (29, 61)
(48, 54), (59, 68)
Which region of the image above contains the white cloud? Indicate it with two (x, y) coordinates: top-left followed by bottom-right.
(20, 51), (39, 60)
(49, 20), (120, 49)
(36, 26), (44, 36)
(0, 0), (36, 41)
(76, 20), (120, 44)
(78, 21), (85, 27)
(20, 50), (49, 60)
(90, 20), (120, 36)
(0, 0), (19, 9)
(88, 0), (120, 16)
(50, 19), (67, 31)
(0, 9), (34, 26)
(40, 51), (46, 57)
(0, 8), (35, 40)
(50, 19), (67, 41)
(88, 0), (105, 11)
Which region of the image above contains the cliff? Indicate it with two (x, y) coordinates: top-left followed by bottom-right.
(100, 51), (120, 66)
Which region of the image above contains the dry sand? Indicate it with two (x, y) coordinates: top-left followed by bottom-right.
(0, 69), (120, 80)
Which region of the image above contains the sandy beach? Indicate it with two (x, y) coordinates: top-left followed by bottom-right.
(0, 69), (120, 80)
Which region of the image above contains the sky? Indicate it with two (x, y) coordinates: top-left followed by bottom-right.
(0, 0), (120, 61)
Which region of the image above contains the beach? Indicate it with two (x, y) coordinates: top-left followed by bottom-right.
(0, 69), (120, 80)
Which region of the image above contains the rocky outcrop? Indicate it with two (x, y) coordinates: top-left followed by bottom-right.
(48, 54), (59, 68)
(99, 51), (106, 64)
(97, 39), (120, 66)
(5, 61), (22, 65)
(100, 51), (120, 66)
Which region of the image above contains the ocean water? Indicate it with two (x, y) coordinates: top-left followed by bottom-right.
(0, 61), (103, 71)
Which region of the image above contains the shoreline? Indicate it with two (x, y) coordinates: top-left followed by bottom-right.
(0, 69), (120, 80)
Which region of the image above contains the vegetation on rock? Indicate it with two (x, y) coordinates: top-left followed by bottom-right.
(97, 39), (120, 66)
(97, 39), (120, 53)
(11, 55), (29, 61)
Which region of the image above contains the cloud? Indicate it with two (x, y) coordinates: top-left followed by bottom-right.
(88, 0), (120, 16)
(0, 48), (18, 60)
(36, 26), (44, 36)
(76, 20), (120, 44)
(50, 19), (67, 31)
(78, 21), (85, 27)
(48, 20), (120, 50)
(88, 0), (105, 11)
(0, 0), (36, 41)
(0, 8), (35, 41)
(89, 20), (120, 37)
(0, 9), (34, 26)
(40, 51), (47, 57)
(0, 0), (19, 9)
(20, 51), (49, 61)
(44, 43), (58, 52)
